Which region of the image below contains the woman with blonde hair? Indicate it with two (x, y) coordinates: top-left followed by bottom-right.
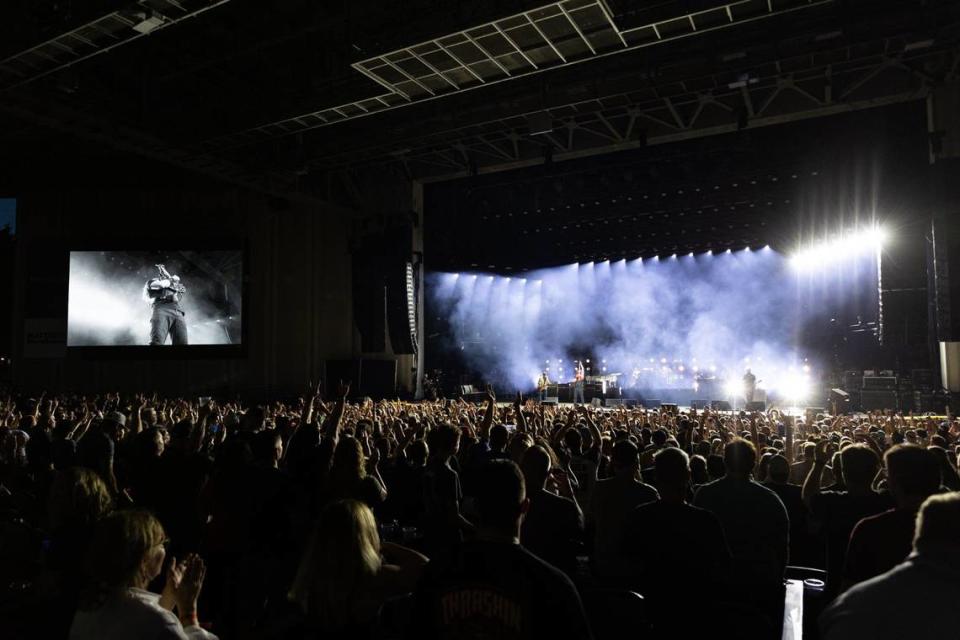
(288, 499), (427, 637)
(70, 510), (217, 640)
(326, 436), (387, 509)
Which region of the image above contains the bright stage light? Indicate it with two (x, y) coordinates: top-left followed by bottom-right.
(791, 224), (887, 271)
(781, 372), (812, 403)
(725, 380), (744, 398)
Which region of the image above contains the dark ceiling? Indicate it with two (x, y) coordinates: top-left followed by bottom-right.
(1, 1), (957, 184)
(0, 0), (956, 269)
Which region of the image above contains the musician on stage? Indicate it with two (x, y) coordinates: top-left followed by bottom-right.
(743, 368), (756, 404)
(537, 370), (551, 402)
(573, 360), (586, 404)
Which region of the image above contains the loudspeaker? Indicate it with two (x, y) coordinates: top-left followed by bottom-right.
(352, 223), (418, 354)
(711, 400), (732, 411)
(660, 403), (678, 414)
(746, 401), (766, 412)
(605, 399), (623, 407)
(542, 397), (559, 405)
(690, 399), (710, 410)
(386, 260), (417, 355)
(591, 398), (602, 407)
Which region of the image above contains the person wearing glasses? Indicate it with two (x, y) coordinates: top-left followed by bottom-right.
(70, 510), (217, 639)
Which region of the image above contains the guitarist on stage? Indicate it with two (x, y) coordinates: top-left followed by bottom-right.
(537, 370), (551, 402)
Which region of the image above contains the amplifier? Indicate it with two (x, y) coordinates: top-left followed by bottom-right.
(605, 399), (623, 407)
(860, 389), (898, 410)
(911, 369), (935, 390)
(898, 392), (915, 413)
(863, 376), (897, 390)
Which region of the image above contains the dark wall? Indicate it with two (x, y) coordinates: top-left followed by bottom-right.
(11, 185), (356, 397)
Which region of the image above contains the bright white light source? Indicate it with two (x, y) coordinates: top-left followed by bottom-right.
(725, 380), (744, 398)
(791, 225), (887, 271)
(781, 372), (811, 403)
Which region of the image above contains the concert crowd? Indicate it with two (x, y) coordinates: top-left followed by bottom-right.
(1, 386), (959, 640)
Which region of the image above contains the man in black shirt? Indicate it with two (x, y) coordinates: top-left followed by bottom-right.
(519, 445), (584, 576)
(146, 263), (188, 345)
(409, 460), (593, 640)
(803, 441), (892, 596)
(423, 423), (475, 557)
(622, 447), (731, 628)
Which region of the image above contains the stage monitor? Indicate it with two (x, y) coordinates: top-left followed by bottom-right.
(67, 250), (243, 347)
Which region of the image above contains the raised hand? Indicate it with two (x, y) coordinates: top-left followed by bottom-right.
(336, 381), (351, 400)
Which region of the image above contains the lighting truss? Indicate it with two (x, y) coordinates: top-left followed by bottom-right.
(0, 0), (234, 91)
(202, 0), (831, 151)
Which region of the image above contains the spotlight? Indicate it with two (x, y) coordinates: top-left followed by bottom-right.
(688, 252), (694, 257)
(453, 273), (460, 279)
(791, 224), (887, 271)
(707, 250), (713, 255)
(726, 249), (732, 254)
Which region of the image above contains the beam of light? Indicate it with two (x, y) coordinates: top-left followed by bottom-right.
(427, 246), (830, 393)
(791, 224), (887, 271)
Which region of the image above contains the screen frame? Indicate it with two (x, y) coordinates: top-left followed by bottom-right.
(64, 240), (249, 359)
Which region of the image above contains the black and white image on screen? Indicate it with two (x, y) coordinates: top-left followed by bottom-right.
(67, 250), (242, 346)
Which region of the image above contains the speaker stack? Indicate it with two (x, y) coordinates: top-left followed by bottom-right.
(860, 375), (898, 411)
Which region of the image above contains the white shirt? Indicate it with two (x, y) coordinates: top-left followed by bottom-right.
(70, 588), (218, 640)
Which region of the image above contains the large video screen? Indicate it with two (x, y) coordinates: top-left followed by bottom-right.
(68, 250), (243, 347)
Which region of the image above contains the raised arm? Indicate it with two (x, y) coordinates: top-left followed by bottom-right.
(322, 382), (350, 445)
(514, 392), (529, 434)
(802, 439), (830, 510)
(479, 385), (496, 440)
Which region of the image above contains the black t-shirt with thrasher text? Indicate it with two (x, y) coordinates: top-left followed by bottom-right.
(407, 540), (593, 640)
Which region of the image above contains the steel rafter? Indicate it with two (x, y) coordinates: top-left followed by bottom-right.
(293, 41), (954, 181)
(0, 0), (234, 91)
(201, 0), (832, 152)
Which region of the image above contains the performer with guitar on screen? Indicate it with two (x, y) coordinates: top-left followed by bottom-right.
(145, 263), (188, 345)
